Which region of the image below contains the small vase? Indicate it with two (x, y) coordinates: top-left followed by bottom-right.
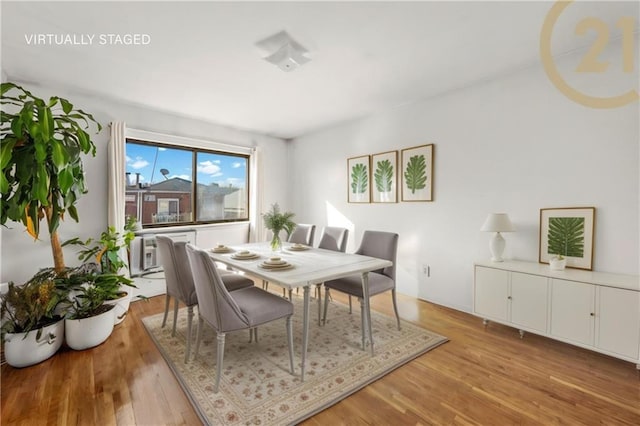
(270, 232), (282, 252)
(550, 257), (566, 271)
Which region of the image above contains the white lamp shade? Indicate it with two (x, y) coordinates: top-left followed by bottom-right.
(480, 213), (515, 232)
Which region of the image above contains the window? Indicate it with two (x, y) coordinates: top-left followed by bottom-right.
(125, 139), (249, 228)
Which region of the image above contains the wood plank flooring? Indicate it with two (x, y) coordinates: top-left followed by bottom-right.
(2, 290), (639, 425)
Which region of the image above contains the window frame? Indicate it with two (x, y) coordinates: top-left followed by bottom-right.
(125, 136), (251, 229)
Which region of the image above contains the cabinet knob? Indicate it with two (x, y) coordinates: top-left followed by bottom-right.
(507, 296), (512, 300)
(590, 312), (595, 317)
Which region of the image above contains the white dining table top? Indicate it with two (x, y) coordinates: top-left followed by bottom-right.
(207, 242), (392, 289)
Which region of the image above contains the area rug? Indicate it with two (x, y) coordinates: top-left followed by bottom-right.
(142, 296), (448, 425)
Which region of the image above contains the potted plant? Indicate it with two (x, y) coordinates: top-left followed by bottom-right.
(549, 254), (566, 271)
(262, 203), (296, 251)
(63, 271), (131, 350)
(1, 274), (65, 367)
(63, 218), (137, 324)
(0, 82), (101, 276)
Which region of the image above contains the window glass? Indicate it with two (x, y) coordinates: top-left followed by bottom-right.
(125, 140), (249, 228)
(196, 152), (248, 221)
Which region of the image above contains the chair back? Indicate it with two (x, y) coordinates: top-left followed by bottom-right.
(355, 231), (398, 280)
(318, 226), (349, 252)
(156, 235), (192, 302)
(288, 224), (316, 246)
(185, 244), (248, 332)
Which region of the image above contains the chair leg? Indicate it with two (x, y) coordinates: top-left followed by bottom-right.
(348, 295), (352, 314)
(161, 295), (170, 328)
(316, 284), (322, 326)
(194, 317), (204, 360)
(248, 327), (259, 343)
(391, 289), (401, 330)
(286, 316), (295, 374)
(172, 298), (179, 337)
(322, 288), (331, 325)
(185, 306), (194, 363)
(288, 289), (293, 301)
(359, 298), (365, 350)
(214, 332), (226, 393)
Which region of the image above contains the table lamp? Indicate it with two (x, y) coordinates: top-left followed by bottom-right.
(481, 213), (515, 262)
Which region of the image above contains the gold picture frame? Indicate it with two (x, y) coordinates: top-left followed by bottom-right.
(401, 144), (433, 202)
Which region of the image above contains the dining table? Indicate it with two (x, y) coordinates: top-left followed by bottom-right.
(207, 241), (393, 381)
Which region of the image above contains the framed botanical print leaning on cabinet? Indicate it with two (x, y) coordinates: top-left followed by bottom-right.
(539, 207), (595, 270)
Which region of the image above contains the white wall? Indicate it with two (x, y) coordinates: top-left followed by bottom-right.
(289, 49), (639, 312)
(0, 81), (289, 284)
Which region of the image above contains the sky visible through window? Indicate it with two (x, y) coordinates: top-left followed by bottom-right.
(125, 142), (247, 187)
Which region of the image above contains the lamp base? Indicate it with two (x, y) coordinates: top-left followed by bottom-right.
(489, 232), (506, 262)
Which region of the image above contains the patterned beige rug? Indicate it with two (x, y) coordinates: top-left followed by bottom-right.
(142, 295), (447, 425)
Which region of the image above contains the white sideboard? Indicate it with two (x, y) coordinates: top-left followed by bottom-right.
(473, 260), (640, 368)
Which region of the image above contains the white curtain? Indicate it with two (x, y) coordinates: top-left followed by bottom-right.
(249, 146), (264, 242)
(108, 121), (129, 274)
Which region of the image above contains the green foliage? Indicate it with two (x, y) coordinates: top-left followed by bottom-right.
(547, 217), (585, 258)
(374, 159), (394, 193)
(1, 276), (64, 339)
(404, 155), (427, 194)
(66, 271), (133, 319)
(1, 82), (102, 273)
(262, 203), (296, 241)
(350, 163), (368, 194)
(62, 218), (136, 274)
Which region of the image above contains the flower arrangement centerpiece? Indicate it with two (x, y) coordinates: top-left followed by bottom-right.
(262, 203), (296, 251)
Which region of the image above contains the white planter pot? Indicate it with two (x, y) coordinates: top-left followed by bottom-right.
(4, 318), (65, 368)
(550, 257), (567, 271)
(103, 291), (131, 325)
(65, 306), (115, 350)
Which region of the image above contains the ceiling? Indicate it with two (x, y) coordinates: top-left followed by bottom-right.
(1, 1), (636, 139)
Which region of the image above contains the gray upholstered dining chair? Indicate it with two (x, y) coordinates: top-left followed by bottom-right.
(314, 226), (349, 324)
(156, 236), (254, 363)
(185, 244), (295, 393)
(322, 231), (400, 348)
(288, 223), (316, 246)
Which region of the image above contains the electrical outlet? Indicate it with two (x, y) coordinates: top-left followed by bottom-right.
(422, 264), (430, 276)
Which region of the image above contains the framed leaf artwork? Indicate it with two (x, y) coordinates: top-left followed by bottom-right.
(371, 151), (398, 203)
(539, 207), (595, 270)
(347, 155), (370, 203)
(401, 144), (433, 201)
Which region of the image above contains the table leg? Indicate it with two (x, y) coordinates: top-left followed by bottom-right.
(301, 286), (311, 381)
(361, 272), (374, 355)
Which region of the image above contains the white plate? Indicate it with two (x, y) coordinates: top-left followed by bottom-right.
(258, 263), (293, 271)
(211, 247), (233, 253)
(287, 245), (310, 251)
(231, 253), (259, 260)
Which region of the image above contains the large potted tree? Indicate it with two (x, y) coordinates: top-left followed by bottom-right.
(1, 82), (101, 276)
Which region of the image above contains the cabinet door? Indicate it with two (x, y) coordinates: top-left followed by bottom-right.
(596, 286), (640, 360)
(474, 267), (509, 321)
(550, 279), (595, 346)
(511, 272), (548, 333)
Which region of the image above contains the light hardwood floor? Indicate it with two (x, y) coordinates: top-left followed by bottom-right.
(2, 290), (639, 425)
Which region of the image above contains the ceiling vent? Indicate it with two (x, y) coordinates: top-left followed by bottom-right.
(256, 31), (311, 72)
